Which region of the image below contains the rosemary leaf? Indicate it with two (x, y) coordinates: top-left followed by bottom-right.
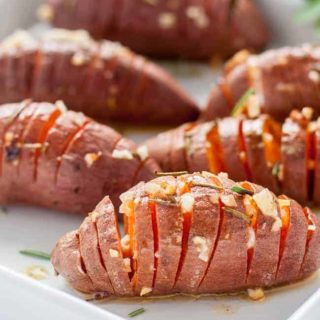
(224, 207), (251, 224)
(272, 162), (280, 178)
(231, 185), (254, 196)
(192, 182), (223, 191)
(231, 88), (255, 117)
(151, 198), (178, 207)
(19, 250), (51, 260)
(155, 171), (188, 177)
(128, 308), (146, 318)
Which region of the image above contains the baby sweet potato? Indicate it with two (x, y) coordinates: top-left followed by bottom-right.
(0, 101), (159, 214)
(143, 108), (320, 205)
(0, 29), (198, 125)
(39, 0), (269, 60)
(52, 172), (320, 296)
(204, 45), (320, 121)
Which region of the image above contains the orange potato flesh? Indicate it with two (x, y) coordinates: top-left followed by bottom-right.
(278, 195), (291, 265)
(207, 125), (224, 174)
(33, 108), (62, 180)
(263, 118), (281, 168)
(238, 120), (252, 180)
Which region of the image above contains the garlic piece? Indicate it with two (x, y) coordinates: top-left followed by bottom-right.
(112, 149), (133, 160)
(109, 249), (119, 258)
(247, 227), (256, 249)
(84, 152), (102, 168)
(247, 288), (265, 301)
(221, 194), (237, 207)
(140, 287), (153, 296)
(158, 12), (177, 29)
(192, 236), (210, 262)
(180, 193), (195, 213)
(136, 145), (149, 161)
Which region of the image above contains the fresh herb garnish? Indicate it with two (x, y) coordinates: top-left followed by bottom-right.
(224, 207), (251, 224)
(151, 198), (178, 207)
(295, 0), (320, 33)
(128, 308), (146, 318)
(231, 88), (255, 117)
(192, 182), (223, 191)
(19, 250), (51, 260)
(155, 171), (188, 177)
(231, 185), (254, 196)
(272, 162), (280, 178)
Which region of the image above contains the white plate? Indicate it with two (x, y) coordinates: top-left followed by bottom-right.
(0, 1), (320, 320)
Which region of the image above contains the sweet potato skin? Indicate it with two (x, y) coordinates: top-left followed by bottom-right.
(204, 45), (320, 122)
(0, 102), (159, 214)
(52, 172), (320, 296)
(42, 0), (269, 60)
(0, 29), (198, 125)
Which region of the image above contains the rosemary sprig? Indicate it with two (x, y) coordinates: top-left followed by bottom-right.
(151, 198), (178, 207)
(128, 308), (146, 318)
(19, 250), (51, 260)
(231, 185), (254, 196)
(155, 171), (188, 177)
(192, 182), (223, 191)
(224, 207), (251, 224)
(231, 88), (255, 117)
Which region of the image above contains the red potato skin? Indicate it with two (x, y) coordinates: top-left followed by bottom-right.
(275, 199), (308, 285)
(204, 45), (320, 122)
(153, 177), (183, 295)
(199, 189), (248, 293)
(0, 29), (198, 125)
(246, 184), (281, 288)
(52, 173), (320, 296)
(218, 117), (247, 181)
(43, 0), (269, 60)
(242, 117), (279, 194)
(0, 102), (159, 214)
(281, 118), (308, 204)
(93, 197), (133, 296)
(51, 231), (99, 294)
(174, 185), (220, 293)
(313, 128), (320, 206)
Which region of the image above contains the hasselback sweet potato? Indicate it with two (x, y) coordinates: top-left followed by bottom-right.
(52, 172), (320, 296)
(0, 29), (198, 124)
(204, 45), (320, 121)
(39, 0), (269, 60)
(144, 107), (320, 204)
(0, 101), (159, 214)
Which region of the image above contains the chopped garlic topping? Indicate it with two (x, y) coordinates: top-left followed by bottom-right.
(123, 258), (132, 272)
(24, 265), (48, 280)
(144, 182), (161, 195)
(136, 145), (149, 161)
(185, 6), (209, 28)
(218, 172), (229, 179)
(154, 251), (160, 258)
(112, 149), (133, 160)
(278, 199), (291, 207)
(180, 193), (195, 213)
(192, 236), (210, 262)
(158, 12), (177, 29)
(71, 52), (88, 66)
(253, 189), (280, 227)
(247, 95), (261, 118)
(140, 287), (153, 296)
(271, 217), (283, 232)
(109, 249), (119, 258)
(119, 200), (133, 216)
(84, 152), (102, 168)
(247, 227), (256, 249)
(221, 194), (237, 207)
(309, 70), (320, 83)
(56, 100), (67, 113)
(247, 288), (265, 301)
(0, 30), (38, 52)
(209, 194), (219, 204)
(302, 106), (314, 119)
(308, 224), (316, 231)
(121, 234), (131, 252)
